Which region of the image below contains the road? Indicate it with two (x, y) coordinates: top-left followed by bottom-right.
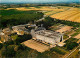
(64, 44), (80, 58)
(36, 15), (46, 22)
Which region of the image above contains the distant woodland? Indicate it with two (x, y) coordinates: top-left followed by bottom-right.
(0, 10), (44, 28)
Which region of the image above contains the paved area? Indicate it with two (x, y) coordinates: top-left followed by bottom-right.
(22, 39), (50, 53)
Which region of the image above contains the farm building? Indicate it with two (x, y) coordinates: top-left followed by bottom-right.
(0, 35), (11, 42)
(0, 32), (11, 42)
(12, 24), (36, 35)
(31, 27), (63, 45)
(0, 29), (11, 42)
(0, 30), (4, 36)
(2, 28), (12, 35)
(12, 25), (28, 35)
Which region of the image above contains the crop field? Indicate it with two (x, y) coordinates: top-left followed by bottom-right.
(43, 11), (62, 16)
(6, 6), (80, 23)
(6, 6), (65, 11)
(50, 8), (80, 23)
(15, 7), (64, 11)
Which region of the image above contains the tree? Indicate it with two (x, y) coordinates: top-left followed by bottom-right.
(0, 43), (3, 49)
(14, 34), (32, 44)
(1, 46), (16, 58)
(0, 10), (44, 28)
(64, 42), (78, 50)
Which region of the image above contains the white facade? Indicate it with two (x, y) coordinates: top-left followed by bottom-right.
(31, 29), (63, 45)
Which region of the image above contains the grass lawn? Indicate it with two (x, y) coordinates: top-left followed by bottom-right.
(11, 35), (18, 40)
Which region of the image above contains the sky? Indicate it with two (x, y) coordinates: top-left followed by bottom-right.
(0, 0), (79, 3)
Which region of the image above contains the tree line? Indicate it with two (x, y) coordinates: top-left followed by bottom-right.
(36, 17), (80, 29)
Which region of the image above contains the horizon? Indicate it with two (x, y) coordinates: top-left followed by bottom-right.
(0, 0), (79, 3)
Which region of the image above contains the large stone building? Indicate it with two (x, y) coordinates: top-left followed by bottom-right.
(31, 27), (63, 46)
